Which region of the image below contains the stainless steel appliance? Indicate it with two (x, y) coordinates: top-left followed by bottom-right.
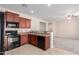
(37, 36), (45, 50)
(0, 12), (4, 55)
(6, 22), (19, 28)
(6, 31), (20, 50)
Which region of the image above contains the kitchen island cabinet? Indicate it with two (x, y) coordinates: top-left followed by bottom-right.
(28, 34), (50, 50)
(45, 36), (50, 50)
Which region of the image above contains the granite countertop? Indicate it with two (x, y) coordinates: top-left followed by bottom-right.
(18, 32), (50, 36)
(28, 33), (50, 36)
(18, 32), (28, 35)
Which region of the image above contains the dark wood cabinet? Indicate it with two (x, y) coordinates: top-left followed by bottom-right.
(25, 19), (31, 28)
(28, 34), (50, 50)
(5, 11), (19, 22)
(5, 12), (14, 22)
(45, 36), (50, 50)
(5, 11), (31, 28)
(19, 17), (26, 28)
(20, 35), (28, 45)
(19, 17), (31, 28)
(14, 14), (19, 22)
(28, 35), (37, 46)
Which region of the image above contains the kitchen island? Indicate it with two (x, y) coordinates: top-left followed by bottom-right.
(28, 32), (50, 50)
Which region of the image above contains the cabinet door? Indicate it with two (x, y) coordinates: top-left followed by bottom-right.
(14, 14), (19, 22)
(28, 35), (37, 46)
(45, 36), (50, 50)
(5, 12), (14, 22)
(19, 17), (26, 28)
(20, 35), (28, 45)
(26, 19), (31, 28)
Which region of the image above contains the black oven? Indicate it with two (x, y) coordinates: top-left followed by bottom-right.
(6, 31), (20, 50)
(6, 22), (19, 28)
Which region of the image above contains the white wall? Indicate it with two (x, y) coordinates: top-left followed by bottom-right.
(53, 19), (79, 38)
(53, 18), (79, 54)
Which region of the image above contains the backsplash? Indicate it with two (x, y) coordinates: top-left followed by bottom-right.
(5, 28), (31, 33)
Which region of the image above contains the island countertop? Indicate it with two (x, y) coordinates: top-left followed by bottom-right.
(18, 32), (50, 36)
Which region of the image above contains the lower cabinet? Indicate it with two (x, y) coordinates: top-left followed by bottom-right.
(45, 36), (50, 50)
(5, 34), (50, 50)
(28, 35), (37, 46)
(20, 35), (28, 45)
(28, 34), (50, 50)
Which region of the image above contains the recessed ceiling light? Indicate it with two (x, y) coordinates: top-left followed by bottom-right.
(22, 4), (28, 7)
(30, 10), (34, 14)
(66, 15), (72, 20)
(47, 4), (52, 6)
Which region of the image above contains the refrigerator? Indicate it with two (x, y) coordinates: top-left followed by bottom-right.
(0, 12), (4, 55)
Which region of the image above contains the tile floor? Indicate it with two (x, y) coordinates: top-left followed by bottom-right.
(5, 44), (76, 55)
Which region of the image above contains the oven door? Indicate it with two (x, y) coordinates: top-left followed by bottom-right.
(7, 35), (20, 50)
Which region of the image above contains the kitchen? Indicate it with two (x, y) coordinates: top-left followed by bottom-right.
(0, 5), (53, 55)
(4, 11), (50, 50)
(0, 4), (79, 55)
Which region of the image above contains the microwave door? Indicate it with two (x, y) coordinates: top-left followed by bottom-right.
(6, 22), (19, 28)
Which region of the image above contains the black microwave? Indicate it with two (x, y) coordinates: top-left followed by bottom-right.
(6, 22), (19, 28)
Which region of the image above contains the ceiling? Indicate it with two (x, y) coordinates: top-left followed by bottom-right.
(0, 4), (79, 21)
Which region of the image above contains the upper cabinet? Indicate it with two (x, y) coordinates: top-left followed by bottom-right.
(19, 17), (26, 28)
(19, 17), (31, 28)
(26, 19), (31, 28)
(5, 11), (19, 22)
(5, 11), (31, 28)
(14, 13), (19, 22)
(5, 11), (14, 22)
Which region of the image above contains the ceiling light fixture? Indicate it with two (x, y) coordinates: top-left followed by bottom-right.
(67, 15), (71, 20)
(30, 10), (34, 14)
(22, 4), (28, 7)
(47, 4), (52, 6)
